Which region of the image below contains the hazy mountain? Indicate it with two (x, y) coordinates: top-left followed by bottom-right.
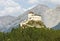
(53, 23), (60, 30)
(0, 15), (16, 24)
(55, 6), (60, 22)
(52, 6), (60, 29)
(0, 15), (16, 32)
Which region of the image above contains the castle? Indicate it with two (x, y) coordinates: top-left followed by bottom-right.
(20, 12), (42, 26)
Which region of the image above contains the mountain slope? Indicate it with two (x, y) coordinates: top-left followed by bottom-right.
(53, 23), (60, 29)
(0, 16), (16, 25)
(0, 15), (16, 32)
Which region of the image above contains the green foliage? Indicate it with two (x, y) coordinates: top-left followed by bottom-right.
(0, 20), (60, 41)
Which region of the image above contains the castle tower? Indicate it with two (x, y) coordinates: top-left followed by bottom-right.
(28, 12), (42, 21)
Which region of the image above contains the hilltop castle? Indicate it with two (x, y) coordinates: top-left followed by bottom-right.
(20, 12), (42, 26)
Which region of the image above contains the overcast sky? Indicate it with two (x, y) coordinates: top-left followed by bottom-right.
(0, 0), (60, 16)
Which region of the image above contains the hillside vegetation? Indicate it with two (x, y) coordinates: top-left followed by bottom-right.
(0, 20), (60, 41)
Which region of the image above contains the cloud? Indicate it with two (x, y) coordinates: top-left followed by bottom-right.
(28, 0), (39, 4)
(0, 0), (24, 16)
(28, 0), (60, 4)
(49, 0), (60, 3)
(43, 0), (60, 4)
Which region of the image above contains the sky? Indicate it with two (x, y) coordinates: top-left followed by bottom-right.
(0, 0), (60, 16)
